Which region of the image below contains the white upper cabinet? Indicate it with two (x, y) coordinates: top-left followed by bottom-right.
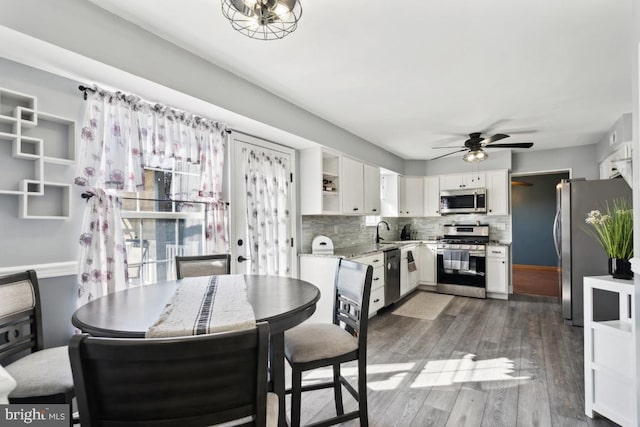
(486, 169), (509, 216)
(440, 172), (485, 190)
(381, 174), (399, 217)
(363, 163), (381, 215)
(423, 176), (440, 217)
(402, 177), (424, 217)
(381, 175), (424, 217)
(300, 147), (341, 215)
(341, 156), (364, 214)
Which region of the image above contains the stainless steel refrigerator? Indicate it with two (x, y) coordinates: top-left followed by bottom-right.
(554, 178), (632, 326)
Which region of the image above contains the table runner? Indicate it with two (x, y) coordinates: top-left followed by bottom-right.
(146, 275), (256, 338)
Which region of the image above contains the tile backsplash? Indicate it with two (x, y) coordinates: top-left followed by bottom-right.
(301, 214), (511, 253)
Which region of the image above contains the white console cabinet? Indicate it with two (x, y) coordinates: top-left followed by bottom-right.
(584, 276), (636, 427)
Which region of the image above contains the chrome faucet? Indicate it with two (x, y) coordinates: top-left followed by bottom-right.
(375, 220), (390, 244)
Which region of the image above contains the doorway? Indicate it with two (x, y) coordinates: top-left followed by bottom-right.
(230, 133), (297, 277)
(511, 171), (569, 297)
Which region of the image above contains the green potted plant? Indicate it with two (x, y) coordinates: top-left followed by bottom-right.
(585, 198), (634, 279)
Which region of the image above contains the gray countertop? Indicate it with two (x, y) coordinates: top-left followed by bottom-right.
(300, 240), (511, 259)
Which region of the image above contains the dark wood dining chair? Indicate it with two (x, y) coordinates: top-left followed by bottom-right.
(284, 259), (373, 427)
(0, 270), (75, 406)
(175, 253), (231, 279)
(69, 322), (277, 427)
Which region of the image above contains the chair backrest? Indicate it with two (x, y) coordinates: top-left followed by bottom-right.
(175, 253), (231, 279)
(332, 259), (373, 349)
(125, 239), (149, 279)
(69, 322), (270, 427)
(0, 270), (44, 364)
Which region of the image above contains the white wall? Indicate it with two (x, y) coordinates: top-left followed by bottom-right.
(631, 0), (640, 417)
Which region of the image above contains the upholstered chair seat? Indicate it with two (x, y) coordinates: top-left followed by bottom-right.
(285, 324), (358, 364)
(0, 270), (75, 406)
(5, 346), (73, 399)
(284, 259), (373, 427)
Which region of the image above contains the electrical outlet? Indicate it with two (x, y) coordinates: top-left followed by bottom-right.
(360, 223), (366, 230)
(333, 225), (339, 233)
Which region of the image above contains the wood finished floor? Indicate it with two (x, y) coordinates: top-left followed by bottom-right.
(286, 292), (619, 427)
(513, 265), (561, 297)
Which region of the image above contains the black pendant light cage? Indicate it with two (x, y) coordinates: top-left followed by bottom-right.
(222, 0), (303, 40)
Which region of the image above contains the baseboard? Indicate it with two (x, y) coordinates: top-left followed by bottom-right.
(0, 261), (78, 278)
(513, 264), (559, 272)
(417, 283), (437, 292)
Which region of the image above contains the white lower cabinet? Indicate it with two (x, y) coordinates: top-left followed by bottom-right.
(299, 255), (339, 323)
(351, 252), (386, 318)
(400, 245), (418, 296)
(418, 243), (437, 285)
(584, 276), (636, 427)
(486, 245), (508, 299)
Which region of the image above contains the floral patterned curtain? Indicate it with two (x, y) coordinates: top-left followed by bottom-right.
(77, 188), (128, 305)
(243, 148), (291, 275)
(75, 87), (229, 305)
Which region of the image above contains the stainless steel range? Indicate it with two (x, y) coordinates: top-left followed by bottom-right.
(436, 224), (489, 299)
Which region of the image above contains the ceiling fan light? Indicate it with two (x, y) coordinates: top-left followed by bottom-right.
(463, 149), (488, 162)
(222, 0), (302, 40)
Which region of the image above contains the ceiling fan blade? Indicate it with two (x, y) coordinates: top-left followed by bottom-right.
(484, 142), (534, 149)
(430, 149), (467, 160)
(431, 146), (466, 149)
(481, 133), (510, 144)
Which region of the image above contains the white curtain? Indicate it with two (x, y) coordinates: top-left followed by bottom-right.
(77, 188), (128, 305)
(75, 87), (229, 305)
(243, 148), (291, 275)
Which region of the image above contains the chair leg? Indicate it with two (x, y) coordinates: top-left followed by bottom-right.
(358, 360), (368, 427)
(290, 367), (303, 427)
(333, 363), (344, 416)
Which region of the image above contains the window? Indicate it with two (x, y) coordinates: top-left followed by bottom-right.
(365, 215), (381, 227)
(121, 167), (206, 286)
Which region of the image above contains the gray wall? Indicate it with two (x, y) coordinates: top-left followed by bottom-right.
(595, 112), (633, 162)
(0, 58), (84, 267)
(426, 150), (512, 176)
(512, 173), (568, 266)
(0, 0), (404, 173)
(512, 145), (598, 179)
(0, 59), (83, 347)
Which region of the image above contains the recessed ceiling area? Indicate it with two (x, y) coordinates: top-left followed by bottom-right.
(88, 0), (633, 160)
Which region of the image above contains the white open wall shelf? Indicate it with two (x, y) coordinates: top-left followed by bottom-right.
(0, 87), (75, 219)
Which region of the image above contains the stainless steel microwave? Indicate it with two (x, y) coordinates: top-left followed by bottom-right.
(440, 188), (487, 214)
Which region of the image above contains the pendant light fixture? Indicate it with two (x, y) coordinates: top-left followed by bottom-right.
(221, 0), (303, 40)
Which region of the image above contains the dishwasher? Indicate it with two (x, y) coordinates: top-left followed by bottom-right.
(384, 248), (401, 306)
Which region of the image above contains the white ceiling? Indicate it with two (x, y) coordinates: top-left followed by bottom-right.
(88, 0), (633, 160)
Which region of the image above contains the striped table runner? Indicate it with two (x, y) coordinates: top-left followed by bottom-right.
(146, 274), (256, 338)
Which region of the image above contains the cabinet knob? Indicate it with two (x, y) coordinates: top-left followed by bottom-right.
(353, 207), (359, 211)
(373, 277), (380, 281)
(372, 208), (377, 212)
(373, 298), (380, 303)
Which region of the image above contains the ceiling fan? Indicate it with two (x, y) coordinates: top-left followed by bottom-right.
(430, 132), (533, 162)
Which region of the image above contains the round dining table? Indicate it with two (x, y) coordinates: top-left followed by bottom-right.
(72, 274), (320, 427)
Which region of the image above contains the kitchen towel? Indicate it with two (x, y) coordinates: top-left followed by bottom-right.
(443, 249), (469, 271)
(146, 274), (256, 338)
(407, 250), (418, 272)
